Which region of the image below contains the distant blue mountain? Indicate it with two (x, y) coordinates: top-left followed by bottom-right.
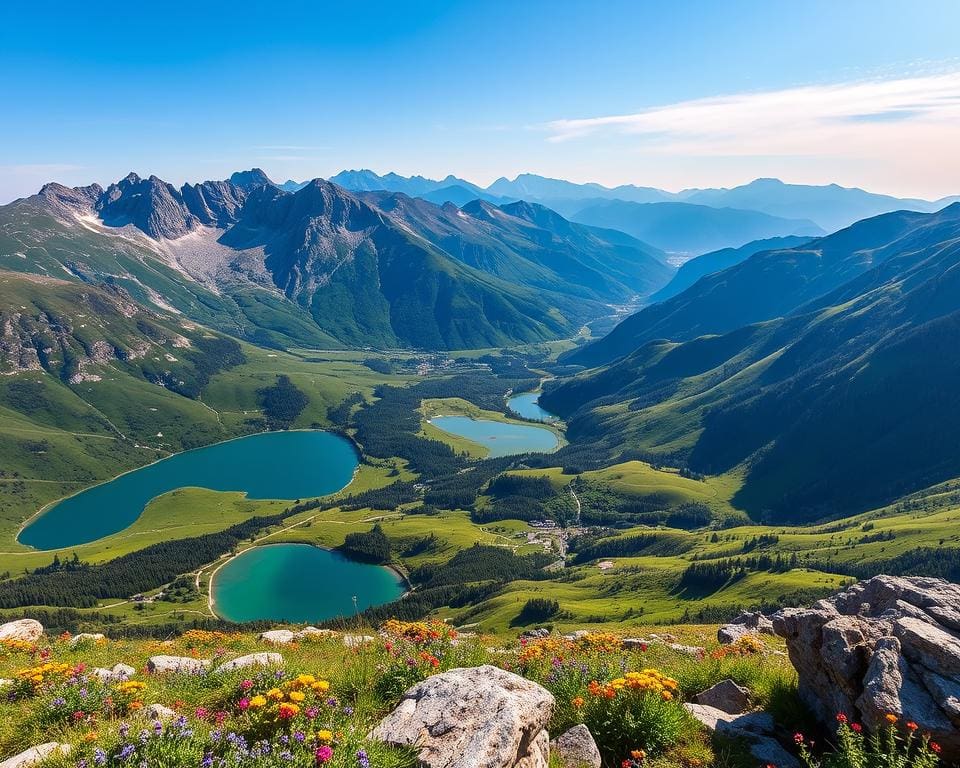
(570, 199), (823, 255)
(649, 235), (814, 302)
(328, 169), (485, 198)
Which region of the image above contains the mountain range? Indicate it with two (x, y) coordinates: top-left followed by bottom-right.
(543, 202), (960, 522)
(0, 169), (671, 351)
(320, 170), (959, 243)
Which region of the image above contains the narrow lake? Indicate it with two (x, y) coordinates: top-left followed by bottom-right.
(18, 431), (358, 551)
(429, 415), (559, 457)
(211, 543), (405, 623)
(506, 392), (559, 422)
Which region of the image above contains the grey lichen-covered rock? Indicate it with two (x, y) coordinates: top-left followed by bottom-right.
(216, 652), (284, 673)
(146, 655), (210, 674)
(695, 678), (751, 714)
(0, 619), (43, 643)
(259, 630), (296, 645)
(0, 742), (70, 768)
(773, 575), (960, 759)
(684, 703), (773, 737)
(550, 724), (601, 768)
(684, 703), (799, 765)
(370, 664), (554, 768)
(718, 611), (775, 644)
(295, 627), (338, 641)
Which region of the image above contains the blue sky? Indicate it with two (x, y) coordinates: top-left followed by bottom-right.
(1, 0), (959, 202)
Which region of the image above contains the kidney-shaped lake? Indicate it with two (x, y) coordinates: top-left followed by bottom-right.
(211, 543), (405, 623)
(18, 431), (358, 550)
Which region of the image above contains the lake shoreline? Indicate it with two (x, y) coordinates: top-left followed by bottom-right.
(209, 541), (406, 624)
(18, 429), (360, 551)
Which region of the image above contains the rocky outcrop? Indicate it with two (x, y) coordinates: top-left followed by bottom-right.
(773, 575), (960, 758)
(371, 665), (554, 768)
(550, 724), (601, 768)
(0, 619), (43, 643)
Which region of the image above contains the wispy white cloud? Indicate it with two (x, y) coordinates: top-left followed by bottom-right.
(543, 71), (960, 160)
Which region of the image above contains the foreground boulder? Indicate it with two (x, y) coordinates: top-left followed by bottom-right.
(773, 575), (960, 758)
(550, 724), (601, 768)
(0, 619), (43, 643)
(0, 743), (69, 768)
(371, 664), (554, 768)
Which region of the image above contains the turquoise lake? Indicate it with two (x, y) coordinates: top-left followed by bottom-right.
(429, 415), (559, 457)
(18, 431), (358, 551)
(506, 392), (559, 422)
(211, 543), (405, 622)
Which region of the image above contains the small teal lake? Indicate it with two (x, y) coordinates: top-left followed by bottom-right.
(18, 431), (358, 551)
(211, 544), (405, 623)
(429, 415), (559, 457)
(507, 392), (559, 422)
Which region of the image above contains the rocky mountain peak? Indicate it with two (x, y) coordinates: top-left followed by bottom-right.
(228, 168), (274, 190)
(98, 173), (200, 239)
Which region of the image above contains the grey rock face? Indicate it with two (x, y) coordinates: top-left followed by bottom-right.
(773, 575), (960, 758)
(98, 173), (200, 239)
(181, 180), (249, 227)
(550, 724), (601, 768)
(695, 678), (751, 714)
(370, 665), (554, 768)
